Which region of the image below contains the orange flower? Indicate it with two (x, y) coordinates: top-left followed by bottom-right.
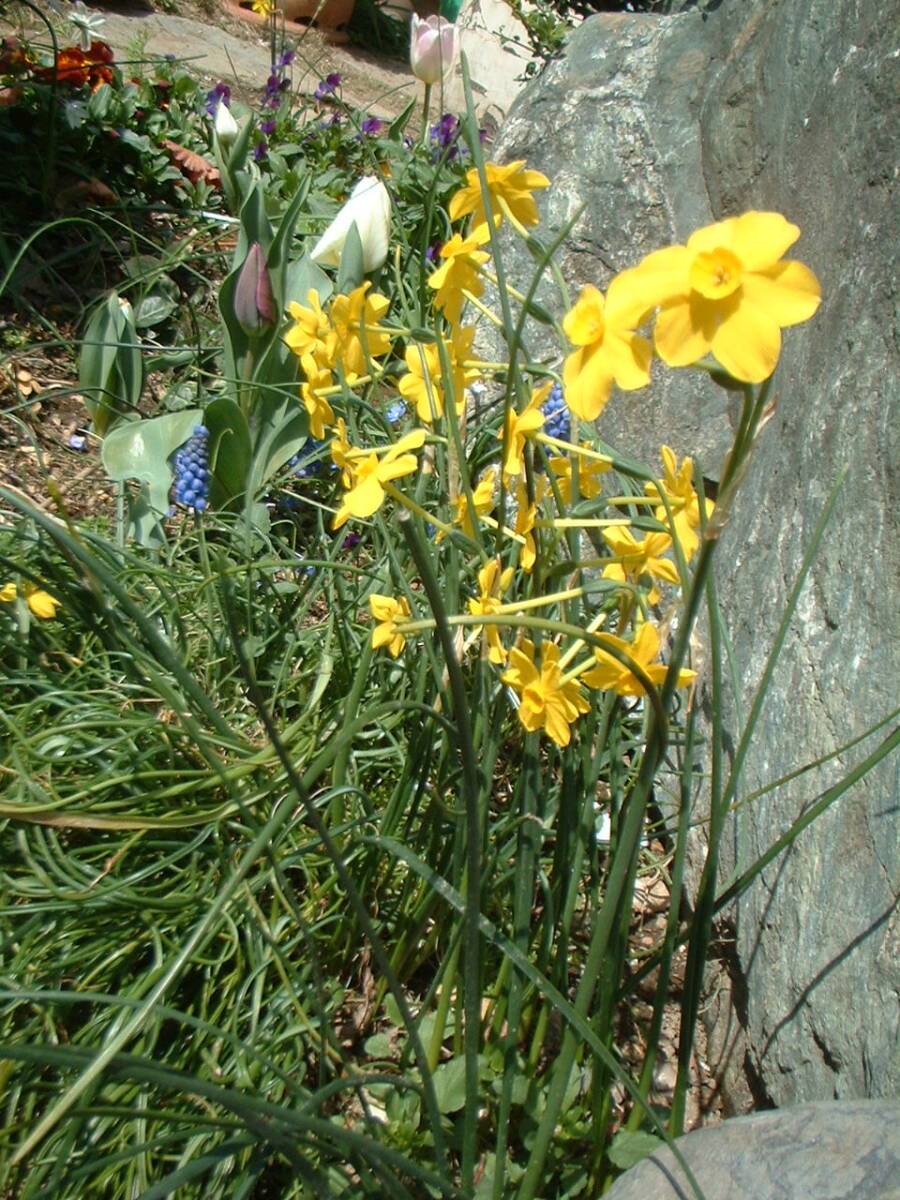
(36, 41), (115, 91)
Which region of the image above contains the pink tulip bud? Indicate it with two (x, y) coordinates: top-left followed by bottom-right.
(410, 15), (459, 86)
(233, 242), (276, 336)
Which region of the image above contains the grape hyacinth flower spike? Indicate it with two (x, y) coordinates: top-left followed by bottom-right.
(172, 425), (210, 512)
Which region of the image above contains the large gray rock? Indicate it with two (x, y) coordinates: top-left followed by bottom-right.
(605, 1101), (900, 1200)
(492, 0), (899, 1107)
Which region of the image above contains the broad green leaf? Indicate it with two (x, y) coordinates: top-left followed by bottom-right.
(204, 396), (251, 507)
(431, 1056), (467, 1114)
(283, 254), (332, 309)
(101, 409), (202, 486)
(336, 220), (365, 293)
(79, 293), (144, 435)
(134, 280), (179, 328)
(607, 1128), (663, 1171)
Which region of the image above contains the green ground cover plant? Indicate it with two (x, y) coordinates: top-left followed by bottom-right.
(2, 11), (897, 1199)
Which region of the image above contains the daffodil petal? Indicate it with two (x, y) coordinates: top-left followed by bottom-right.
(631, 246), (692, 307)
(654, 297), (714, 366)
(345, 474), (387, 518)
(545, 705), (572, 747)
(605, 331), (652, 391)
(712, 302), (782, 382)
(563, 345), (614, 421)
(729, 211), (800, 271)
(685, 217), (738, 257)
(742, 261), (822, 327)
(633, 621), (661, 663)
(605, 266), (659, 326)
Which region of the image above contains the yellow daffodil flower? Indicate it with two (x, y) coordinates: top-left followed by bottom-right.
(285, 290), (336, 368)
(439, 468), (496, 542)
(500, 383), (550, 480)
(1, 581), (61, 619)
(467, 558), (514, 663)
(369, 593), (412, 657)
(299, 354), (335, 441)
(448, 160), (550, 232)
(330, 417), (354, 487)
(428, 227), (491, 324)
(627, 211), (821, 382)
(332, 429), (425, 529)
(398, 325), (479, 423)
(562, 275), (653, 421)
(583, 622), (696, 696)
(502, 638), (590, 747)
(329, 283), (393, 380)
(549, 448), (609, 504)
(514, 477), (546, 572)
(644, 445), (714, 561)
(602, 526), (680, 605)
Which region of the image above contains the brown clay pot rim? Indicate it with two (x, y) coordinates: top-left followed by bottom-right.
(219, 0), (353, 44)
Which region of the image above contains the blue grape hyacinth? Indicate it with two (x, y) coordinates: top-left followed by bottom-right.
(288, 438), (326, 478)
(172, 425), (210, 512)
(541, 382), (570, 444)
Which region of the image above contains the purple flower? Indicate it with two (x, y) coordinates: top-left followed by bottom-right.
(277, 49), (296, 68)
(429, 112), (459, 148)
(259, 118), (276, 135)
(342, 532), (362, 550)
(205, 82), (231, 117)
(360, 116), (383, 136)
(314, 72), (342, 99)
(253, 139), (268, 162)
(425, 240), (442, 264)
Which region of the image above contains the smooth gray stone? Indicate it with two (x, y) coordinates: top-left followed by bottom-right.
(605, 1101), (900, 1200)
(492, 0), (899, 1108)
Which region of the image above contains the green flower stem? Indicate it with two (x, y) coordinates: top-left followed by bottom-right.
(475, 512), (525, 544)
(458, 289), (505, 328)
(496, 586), (584, 611)
(534, 432), (613, 462)
(536, 517), (631, 529)
(398, 510), (482, 1192)
(478, 269), (530, 306)
(381, 483), (456, 540)
(419, 82), (433, 146)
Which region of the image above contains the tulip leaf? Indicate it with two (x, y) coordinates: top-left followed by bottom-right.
(236, 181), (272, 257)
(101, 409), (203, 546)
(79, 293), (144, 436)
(336, 221), (365, 293)
(389, 99), (417, 139)
(204, 396), (251, 508)
(102, 409), (203, 492)
(248, 392), (309, 495)
(284, 254), (332, 308)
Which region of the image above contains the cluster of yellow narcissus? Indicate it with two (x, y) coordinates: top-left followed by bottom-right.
(1, 581), (61, 620)
(283, 162), (821, 746)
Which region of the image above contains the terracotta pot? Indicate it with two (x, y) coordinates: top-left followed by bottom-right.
(221, 0), (356, 45)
